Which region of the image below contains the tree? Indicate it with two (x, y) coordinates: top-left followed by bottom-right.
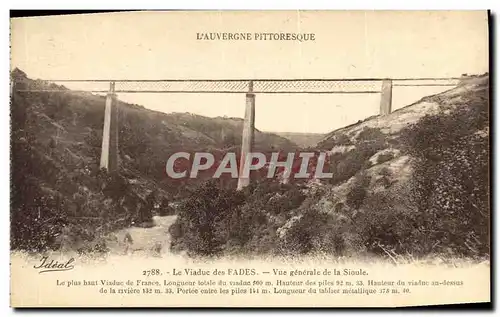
(170, 180), (245, 256)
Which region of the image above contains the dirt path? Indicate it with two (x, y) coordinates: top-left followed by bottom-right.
(105, 215), (178, 256)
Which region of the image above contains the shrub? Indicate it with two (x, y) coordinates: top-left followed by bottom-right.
(279, 198), (350, 256)
(169, 180), (245, 256)
(356, 127), (386, 143)
(346, 172), (371, 210)
(354, 185), (421, 256)
(329, 141), (385, 185)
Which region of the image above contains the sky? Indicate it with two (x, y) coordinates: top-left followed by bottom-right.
(10, 11), (489, 133)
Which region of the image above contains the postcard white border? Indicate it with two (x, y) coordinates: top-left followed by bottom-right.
(3, 1), (498, 316)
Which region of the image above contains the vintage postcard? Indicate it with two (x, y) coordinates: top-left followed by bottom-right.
(10, 10), (490, 307)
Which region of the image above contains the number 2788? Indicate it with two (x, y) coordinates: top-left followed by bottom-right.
(143, 269), (161, 276)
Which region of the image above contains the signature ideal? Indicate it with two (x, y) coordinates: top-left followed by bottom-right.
(33, 256), (75, 274)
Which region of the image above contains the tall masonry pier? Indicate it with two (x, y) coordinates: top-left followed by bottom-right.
(237, 81), (256, 190)
(379, 79), (393, 115)
(100, 82), (120, 172)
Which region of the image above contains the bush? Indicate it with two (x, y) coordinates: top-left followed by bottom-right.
(354, 185), (421, 256)
(169, 180), (245, 256)
(346, 172), (371, 210)
(356, 127), (386, 143)
(278, 196), (352, 256)
(329, 141), (385, 185)
(267, 186), (306, 215)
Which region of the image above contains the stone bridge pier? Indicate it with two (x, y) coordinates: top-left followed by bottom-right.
(100, 82), (119, 172)
(237, 81), (256, 190)
(379, 79), (393, 116)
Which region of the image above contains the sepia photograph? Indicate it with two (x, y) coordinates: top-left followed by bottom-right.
(9, 10), (491, 307)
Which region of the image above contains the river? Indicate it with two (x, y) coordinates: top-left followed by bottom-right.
(104, 215), (178, 257)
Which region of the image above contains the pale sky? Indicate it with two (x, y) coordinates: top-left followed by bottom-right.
(10, 11), (489, 133)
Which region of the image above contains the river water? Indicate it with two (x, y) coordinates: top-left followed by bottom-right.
(104, 215), (178, 257)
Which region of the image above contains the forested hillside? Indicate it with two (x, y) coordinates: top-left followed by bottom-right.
(10, 69), (296, 252)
